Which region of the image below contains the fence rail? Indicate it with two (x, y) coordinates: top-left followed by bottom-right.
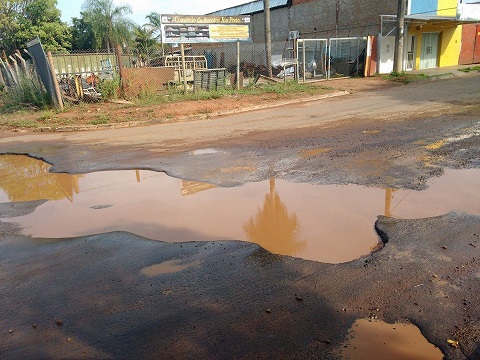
(1, 36), (373, 109)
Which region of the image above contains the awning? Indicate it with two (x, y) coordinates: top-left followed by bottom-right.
(381, 14), (480, 26)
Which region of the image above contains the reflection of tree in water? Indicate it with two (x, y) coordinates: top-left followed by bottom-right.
(244, 178), (306, 256)
(0, 155), (81, 202)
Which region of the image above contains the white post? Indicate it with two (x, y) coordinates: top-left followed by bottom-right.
(302, 40), (306, 83)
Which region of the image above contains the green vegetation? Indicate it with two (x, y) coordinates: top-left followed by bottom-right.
(0, 0), (71, 53)
(0, 75), (52, 113)
(0, 80), (334, 130)
(0, 110), (40, 129)
(98, 77), (121, 99)
(136, 80), (330, 105)
(90, 113), (110, 125)
(458, 65), (480, 73)
(384, 71), (429, 83)
(81, 0), (134, 52)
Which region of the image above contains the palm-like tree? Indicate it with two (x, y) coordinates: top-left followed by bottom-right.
(144, 11), (165, 56)
(81, 0), (134, 52)
(144, 11), (162, 42)
(134, 25), (157, 65)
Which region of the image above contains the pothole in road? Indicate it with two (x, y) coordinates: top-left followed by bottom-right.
(1, 154), (479, 263)
(340, 318), (443, 359)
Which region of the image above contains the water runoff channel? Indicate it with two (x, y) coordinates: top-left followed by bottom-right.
(1, 153), (478, 358)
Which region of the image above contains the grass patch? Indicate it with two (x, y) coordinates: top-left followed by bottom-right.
(383, 71), (429, 83)
(0, 78), (335, 131)
(90, 114), (110, 125)
(1, 118), (39, 129)
(0, 76), (52, 113)
(38, 110), (57, 122)
(458, 65), (480, 73)
(135, 80), (330, 106)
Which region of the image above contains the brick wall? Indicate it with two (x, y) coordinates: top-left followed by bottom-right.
(251, 0), (397, 43)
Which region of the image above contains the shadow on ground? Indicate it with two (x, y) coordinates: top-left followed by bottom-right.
(0, 200), (479, 359)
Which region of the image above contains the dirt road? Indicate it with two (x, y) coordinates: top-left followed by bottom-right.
(1, 74), (479, 359)
(1, 75), (479, 179)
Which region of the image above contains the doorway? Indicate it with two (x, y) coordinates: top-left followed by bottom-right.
(420, 32), (439, 69)
(406, 35), (416, 71)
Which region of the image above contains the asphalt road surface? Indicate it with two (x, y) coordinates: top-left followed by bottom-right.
(1, 74), (479, 359)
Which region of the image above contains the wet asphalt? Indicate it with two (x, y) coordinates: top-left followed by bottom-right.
(1, 74), (480, 359)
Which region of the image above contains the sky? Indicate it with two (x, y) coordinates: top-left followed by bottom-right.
(57, 0), (252, 25)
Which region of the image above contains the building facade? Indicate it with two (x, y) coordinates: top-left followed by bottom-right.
(211, 0), (397, 64)
(379, 0), (480, 73)
(208, 0), (479, 74)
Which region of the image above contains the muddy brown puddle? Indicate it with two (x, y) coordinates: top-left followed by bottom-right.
(341, 319), (443, 359)
(1, 154), (479, 264)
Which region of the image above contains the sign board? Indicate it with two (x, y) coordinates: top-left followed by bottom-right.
(161, 14), (251, 44)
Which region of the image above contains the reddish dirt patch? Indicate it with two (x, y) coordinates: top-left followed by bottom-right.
(1, 77), (398, 132)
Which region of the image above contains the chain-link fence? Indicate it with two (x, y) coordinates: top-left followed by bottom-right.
(42, 36), (369, 104)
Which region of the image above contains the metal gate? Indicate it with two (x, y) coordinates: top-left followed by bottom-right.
(328, 37), (367, 78)
(296, 39), (328, 82)
(296, 37), (367, 81)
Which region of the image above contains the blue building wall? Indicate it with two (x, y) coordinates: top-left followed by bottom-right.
(410, 0), (438, 15)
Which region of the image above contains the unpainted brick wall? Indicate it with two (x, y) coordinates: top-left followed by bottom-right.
(251, 0), (397, 42)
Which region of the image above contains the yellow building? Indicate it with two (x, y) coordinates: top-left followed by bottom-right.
(379, 0), (480, 72)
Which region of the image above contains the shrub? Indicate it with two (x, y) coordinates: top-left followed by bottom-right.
(1, 75), (52, 112)
(98, 76), (121, 100)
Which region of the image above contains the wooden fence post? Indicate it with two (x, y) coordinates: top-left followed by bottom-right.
(47, 51), (64, 111)
(116, 45), (125, 98)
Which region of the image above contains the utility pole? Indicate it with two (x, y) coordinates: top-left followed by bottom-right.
(393, 0), (406, 73)
(263, 0), (273, 77)
(335, 0), (339, 38)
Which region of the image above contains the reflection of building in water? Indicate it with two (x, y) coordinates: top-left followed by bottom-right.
(180, 180), (216, 196)
(244, 178), (305, 256)
(0, 155), (81, 202)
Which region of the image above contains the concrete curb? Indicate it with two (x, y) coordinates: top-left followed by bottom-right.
(39, 91), (350, 133)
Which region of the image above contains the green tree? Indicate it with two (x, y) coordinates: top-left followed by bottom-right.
(144, 12), (162, 42)
(81, 0), (134, 51)
(70, 15), (95, 51)
(133, 26), (157, 64)
(0, 0), (71, 53)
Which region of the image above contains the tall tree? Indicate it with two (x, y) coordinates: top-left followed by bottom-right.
(133, 25), (157, 64)
(144, 12), (162, 42)
(0, 0), (71, 53)
(70, 15), (95, 51)
(81, 0), (134, 51)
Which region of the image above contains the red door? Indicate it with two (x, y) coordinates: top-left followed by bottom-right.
(460, 24), (480, 65)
